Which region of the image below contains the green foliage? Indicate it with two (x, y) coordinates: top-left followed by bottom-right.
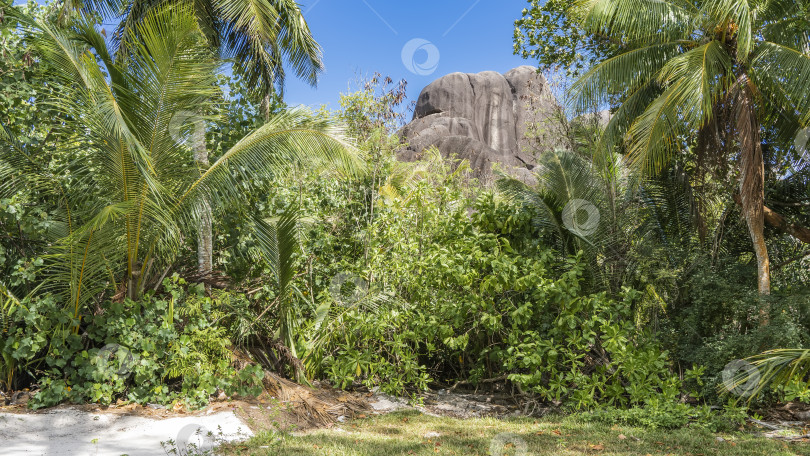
(2, 277), (263, 409)
(660, 262), (810, 402)
(504, 287), (676, 409)
(2, 2), (810, 434)
(63, 0), (323, 102)
(563, 0), (810, 171)
(312, 299), (431, 395)
(295, 146), (685, 408)
(514, 0), (618, 77)
(515, 0), (810, 409)
(0, 4), (361, 319)
(727, 348), (810, 404)
(0, 1), (63, 300)
(337, 73), (409, 143)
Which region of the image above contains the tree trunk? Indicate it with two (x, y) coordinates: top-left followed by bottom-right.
(193, 121), (213, 280)
(263, 93), (272, 121)
(735, 75), (770, 324)
(745, 206), (771, 295)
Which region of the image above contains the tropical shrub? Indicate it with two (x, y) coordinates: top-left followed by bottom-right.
(296, 151), (687, 408)
(3, 277), (263, 409)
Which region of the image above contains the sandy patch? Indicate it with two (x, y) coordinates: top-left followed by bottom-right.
(0, 406), (251, 455)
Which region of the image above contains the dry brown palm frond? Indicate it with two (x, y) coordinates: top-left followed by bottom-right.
(261, 371), (370, 427)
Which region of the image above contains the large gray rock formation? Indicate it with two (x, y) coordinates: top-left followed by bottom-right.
(398, 66), (564, 183)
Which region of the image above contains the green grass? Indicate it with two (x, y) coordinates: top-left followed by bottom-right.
(221, 410), (810, 456)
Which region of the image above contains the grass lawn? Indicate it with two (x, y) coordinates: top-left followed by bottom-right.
(220, 410), (810, 456)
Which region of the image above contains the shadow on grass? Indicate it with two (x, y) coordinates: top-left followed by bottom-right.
(224, 411), (810, 456)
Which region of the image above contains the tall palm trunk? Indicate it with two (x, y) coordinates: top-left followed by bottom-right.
(735, 76), (771, 298)
(193, 122), (213, 280)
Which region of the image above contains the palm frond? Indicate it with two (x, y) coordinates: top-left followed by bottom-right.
(760, 3), (810, 52)
(14, 3), (361, 314)
(178, 108), (363, 214)
(496, 172), (566, 239)
(497, 148), (610, 264)
(570, 0), (697, 45)
(598, 81), (661, 154)
(700, 0), (754, 61)
(569, 41), (686, 115)
(751, 42), (810, 126)
(627, 41), (733, 173)
(62, 0), (323, 99)
(250, 203), (303, 353)
(213, 0), (323, 97)
(722, 349), (810, 401)
(0, 281), (24, 334)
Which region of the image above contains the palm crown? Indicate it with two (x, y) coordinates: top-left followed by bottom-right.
(62, 0), (323, 100)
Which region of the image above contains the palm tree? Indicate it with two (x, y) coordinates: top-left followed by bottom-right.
(0, 5), (360, 322)
(498, 148), (695, 315)
(59, 0), (324, 280)
(568, 0), (810, 295)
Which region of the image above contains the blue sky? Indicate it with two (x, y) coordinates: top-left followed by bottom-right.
(285, 0), (532, 110)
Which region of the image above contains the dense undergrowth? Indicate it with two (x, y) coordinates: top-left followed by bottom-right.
(3, 277), (265, 408)
(2, 0), (810, 433)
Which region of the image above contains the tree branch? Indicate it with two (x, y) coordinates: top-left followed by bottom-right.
(773, 250), (810, 271)
(735, 194), (810, 244)
(768, 199), (810, 207)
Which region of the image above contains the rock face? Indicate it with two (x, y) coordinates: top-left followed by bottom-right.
(398, 66), (564, 183)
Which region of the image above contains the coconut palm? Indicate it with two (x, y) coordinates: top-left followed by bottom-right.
(58, 0), (324, 279)
(0, 6), (360, 322)
(568, 0), (810, 294)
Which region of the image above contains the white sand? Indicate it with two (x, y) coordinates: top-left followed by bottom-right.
(0, 407), (252, 455)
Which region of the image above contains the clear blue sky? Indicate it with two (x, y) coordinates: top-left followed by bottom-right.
(285, 0), (533, 110)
